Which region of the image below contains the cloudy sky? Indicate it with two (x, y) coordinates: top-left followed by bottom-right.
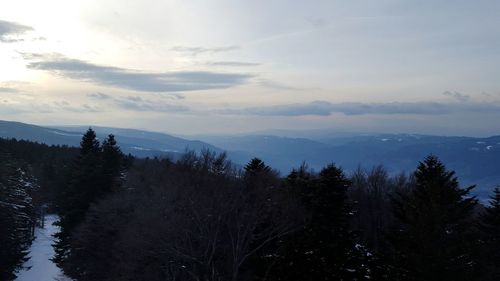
(1, 0), (500, 136)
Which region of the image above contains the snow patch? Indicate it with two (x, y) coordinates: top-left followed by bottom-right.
(15, 215), (72, 281)
(131, 146), (152, 151)
(48, 130), (80, 137)
(161, 149), (179, 153)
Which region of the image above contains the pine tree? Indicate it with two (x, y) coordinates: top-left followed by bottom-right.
(0, 158), (37, 280)
(269, 164), (371, 280)
(389, 155), (478, 281)
(54, 128), (103, 265)
(478, 187), (500, 281)
(243, 158), (277, 190)
(79, 128), (100, 155)
(244, 158), (271, 174)
(55, 130), (125, 277)
(101, 134), (124, 195)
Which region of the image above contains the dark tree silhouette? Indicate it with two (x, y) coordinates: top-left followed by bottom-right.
(54, 129), (124, 268)
(0, 157), (37, 280)
(100, 134), (125, 194)
(389, 155), (478, 281)
(268, 164), (371, 280)
(478, 187), (500, 281)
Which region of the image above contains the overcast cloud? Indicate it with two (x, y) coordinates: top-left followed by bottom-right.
(87, 92), (189, 113)
(0, 87), (18, 93)
(205, 61), (261, 67)
(0, 19), (33, 42)
(171, 46), (240, 56)
(217, 100), (500, 117)
(23, 53), (253, 92)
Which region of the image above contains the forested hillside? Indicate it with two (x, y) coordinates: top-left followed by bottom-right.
(2, 120), (499, 197)
(1, 131), (499, 281)
(196, 134), (500, 197)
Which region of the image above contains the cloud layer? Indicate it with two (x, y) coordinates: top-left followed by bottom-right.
(442, 91), (470, 102)
(205, 61), (260, 67)
(217, 100), (500, 116)
(114, 96), (189, 112)
(22, 53), (252, 92)
(87, 93), (189, 113)
(0, 87), (18, 93)
(0, 20), (33, 42)
(171, 45), (240, 56)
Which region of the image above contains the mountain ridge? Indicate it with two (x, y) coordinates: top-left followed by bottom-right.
(1, 120), (499, 197)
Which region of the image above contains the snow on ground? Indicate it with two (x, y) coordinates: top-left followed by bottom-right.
(15, 215), (71, 281)
(48, 130), (80, 137)
(131, 146), (152, 151)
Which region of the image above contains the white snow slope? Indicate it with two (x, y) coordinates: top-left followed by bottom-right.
(15, 215), (71, 281)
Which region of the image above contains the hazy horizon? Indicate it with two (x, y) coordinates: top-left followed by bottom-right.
(1, 118), (497, 139)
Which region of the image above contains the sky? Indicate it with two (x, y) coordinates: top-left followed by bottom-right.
(1, 0), (500, 136)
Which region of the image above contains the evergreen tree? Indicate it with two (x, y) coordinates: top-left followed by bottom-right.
(54, 130), (125, 275)
(79, 128), (100, 155)
(269, 164), (370, 280)
(244, 158), (271, 174)
(0, 158), (37, 280)
(243, 158), (278, 190)
(100, 134), (125, 194)
(54, 128), (103, 265)
(389, 155), (478, 281)
(478, 187), (500, 281)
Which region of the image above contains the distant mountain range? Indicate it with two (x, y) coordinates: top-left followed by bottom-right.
(0, 120), (220, 158)
(1, 120), (499, 198)
(195, 134), (500, 196)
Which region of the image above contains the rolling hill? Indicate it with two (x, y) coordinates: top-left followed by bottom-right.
(1, 120), (499, 197)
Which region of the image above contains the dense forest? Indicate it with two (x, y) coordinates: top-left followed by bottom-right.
(1, 129), (499, 281)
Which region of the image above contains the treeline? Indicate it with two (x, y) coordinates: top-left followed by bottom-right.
(1, 130), (500, 280)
